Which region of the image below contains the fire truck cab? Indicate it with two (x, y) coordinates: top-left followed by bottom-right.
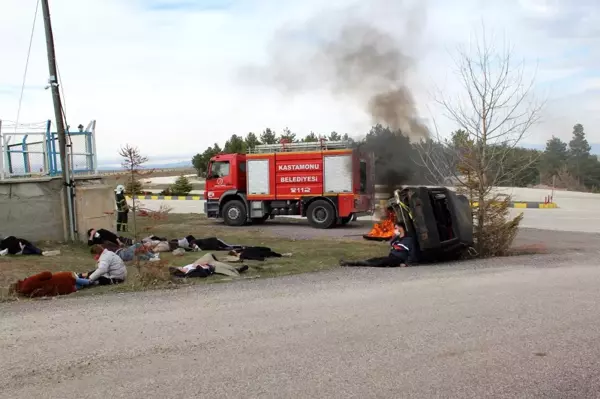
(203, 140), (374, 229)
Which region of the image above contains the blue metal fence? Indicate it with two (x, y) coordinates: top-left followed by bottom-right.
(1, 119), (98, 179)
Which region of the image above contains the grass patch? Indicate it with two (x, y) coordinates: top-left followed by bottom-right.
(0, 214), (384, 300)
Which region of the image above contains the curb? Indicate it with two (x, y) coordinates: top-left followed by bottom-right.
(510, 202), (558, 209)
(128, 195), (204, 201)
(377, 200), (558, 209)
(474, 201), (559, 209)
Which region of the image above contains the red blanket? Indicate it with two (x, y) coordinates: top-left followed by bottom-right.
(16, 271), (76, 298)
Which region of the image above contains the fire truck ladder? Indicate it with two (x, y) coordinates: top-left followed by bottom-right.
(250, 140), (354, 153)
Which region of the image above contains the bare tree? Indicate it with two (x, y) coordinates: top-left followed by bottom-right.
(417, 27), (544, 256)
(119, 144), (149, 241)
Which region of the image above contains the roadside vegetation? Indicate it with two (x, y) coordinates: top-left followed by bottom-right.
(0, 215), (385, 301)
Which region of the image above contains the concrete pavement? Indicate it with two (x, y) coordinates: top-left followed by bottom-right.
(2, 256), (600, 398)
(132, 197), (600, 234)
(134, 180), (600, 233)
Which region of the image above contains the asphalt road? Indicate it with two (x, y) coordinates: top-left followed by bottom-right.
(2, 249), (600, 399)
(134, 197), (600, 234)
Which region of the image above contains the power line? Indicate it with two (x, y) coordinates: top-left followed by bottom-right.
(57, 65), (67, 122)
(55, 64), (72, 160)
(14, 0), (41, 133)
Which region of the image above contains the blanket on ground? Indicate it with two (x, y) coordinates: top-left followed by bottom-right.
(233, 246), (283, 261)
(169, 253), (248, 278)
(181, 236), (243, 251)
(14, 271), (76, 297)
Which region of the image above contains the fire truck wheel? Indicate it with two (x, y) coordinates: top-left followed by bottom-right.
(222, 200), (247, 226)
(307, 200), (336, 229)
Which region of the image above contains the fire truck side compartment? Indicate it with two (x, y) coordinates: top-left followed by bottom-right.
(243, 149), (357, 220)
(323, 154), (353, 194)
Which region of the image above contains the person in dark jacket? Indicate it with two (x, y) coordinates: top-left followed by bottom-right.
(115, 184), (129, 232)
(0, 236), (43, 256)
(87, 228), (131, 247)
(340, 222), (416, 267)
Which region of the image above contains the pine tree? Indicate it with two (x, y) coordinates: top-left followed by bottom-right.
(328, 131), (341, 141)
(191, 144), (222, 177)
(303, 132), (319, 142)
(279, 127), (297, 143)
(259, 128), (278, 144)
(244, 132), (260, 151)
(568, 123), (592, 183)
(170, 175), (193, 196)
(540, 136), (568, 183)
(223, 134), (247, 154)
(125, 178), (143, 195)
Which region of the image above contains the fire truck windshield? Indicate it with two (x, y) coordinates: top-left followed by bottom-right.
(208, 160), (230, 179)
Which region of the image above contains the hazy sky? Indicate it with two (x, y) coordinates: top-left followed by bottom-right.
(0, 0), (598, 162)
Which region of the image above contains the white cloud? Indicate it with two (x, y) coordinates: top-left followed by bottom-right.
(0, 0), (598, 164)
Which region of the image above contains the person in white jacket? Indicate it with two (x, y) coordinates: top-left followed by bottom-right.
(87, 244), (128, 285)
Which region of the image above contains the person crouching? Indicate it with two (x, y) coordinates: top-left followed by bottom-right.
(83, 244), (128, 285)
(340, 222), (416, 267)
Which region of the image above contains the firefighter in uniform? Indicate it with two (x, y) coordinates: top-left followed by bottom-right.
(115, 185), (129, 232)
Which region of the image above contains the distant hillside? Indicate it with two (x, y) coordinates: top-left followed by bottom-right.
(97, 160), (192, 171)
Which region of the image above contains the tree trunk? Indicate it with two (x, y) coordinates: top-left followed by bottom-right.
(131, 169), (138, 242)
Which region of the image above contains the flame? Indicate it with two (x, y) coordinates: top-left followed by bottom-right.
(365, 211), (395, 239)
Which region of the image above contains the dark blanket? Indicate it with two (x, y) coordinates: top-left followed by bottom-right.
(169, 266), (214, 278)
(237, 246), (282, 261)
(186, 236), (243, 251)
(0, 236), (42, 255)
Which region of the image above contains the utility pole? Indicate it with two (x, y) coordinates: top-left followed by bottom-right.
(41, 0), (74, 241)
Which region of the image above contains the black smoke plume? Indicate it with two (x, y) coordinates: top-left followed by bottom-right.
(238, 1), (431, 190)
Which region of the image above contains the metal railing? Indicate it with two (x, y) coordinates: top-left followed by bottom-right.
(0, 119), (98, 180)
(249, 140), (354, 153)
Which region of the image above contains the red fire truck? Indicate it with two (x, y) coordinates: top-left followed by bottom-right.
(203, 140), (375, 228)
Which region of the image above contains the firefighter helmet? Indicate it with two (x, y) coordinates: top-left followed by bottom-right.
(115, 184), (125, 194)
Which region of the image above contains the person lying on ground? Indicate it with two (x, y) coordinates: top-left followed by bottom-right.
(140, 238), (171, 253)
(102, 241), (160, 262)
(0, 236), (44, 256)
(82, 244), (128, 285)
(169, 236), (244, 252)
(227, 246), (290, 261)
(170, 236), (285, 261)
(340, 222), (416, 268)
(190, 236), (244, 251)
(169, 253), (248, 278)
(142, 235), (168, 243)
(11, 271), (92, 298)
(87, 228), (133, 247)
(168, 237), (194, 252)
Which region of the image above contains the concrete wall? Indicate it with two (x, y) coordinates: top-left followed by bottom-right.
(0, 178), (65, 241)
(74, 180), (116, 242)
(0, 177), (118, 243)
